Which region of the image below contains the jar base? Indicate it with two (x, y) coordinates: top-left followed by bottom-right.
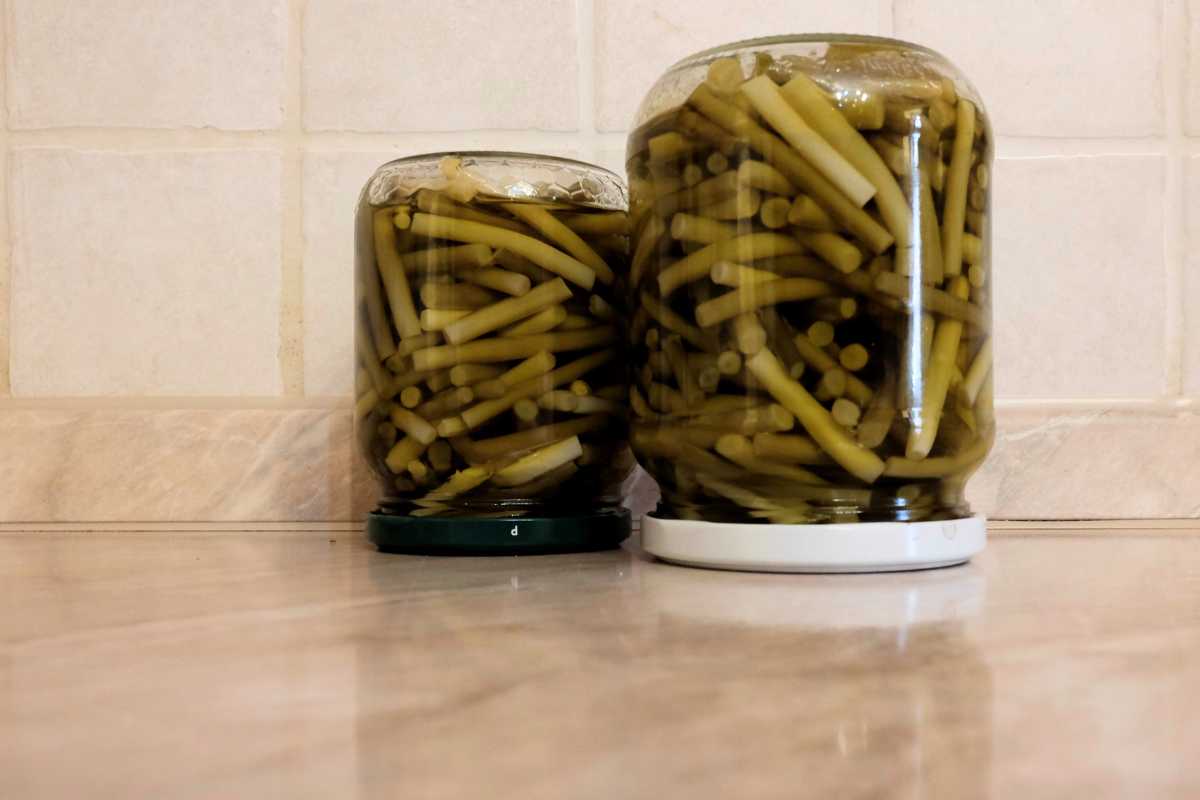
(368, 508), (631, 556)
(641, 515), (985, 573)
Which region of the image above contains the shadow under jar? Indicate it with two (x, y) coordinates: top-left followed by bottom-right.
(626, 36), (994, 540)
(355, 153), (634, 553)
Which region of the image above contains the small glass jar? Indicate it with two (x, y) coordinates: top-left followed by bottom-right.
(626, 36), (993, 569)
(355, 152), (634, 554)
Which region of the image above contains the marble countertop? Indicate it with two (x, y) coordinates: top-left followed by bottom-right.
(3, 525), (1199, 798)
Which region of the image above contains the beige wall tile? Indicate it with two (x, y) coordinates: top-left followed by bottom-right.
(896, 0), (1163, 137)
(594, 146), (628, 181)
(0, 199), (7, 395)
(594, 0), (887, 132)
(0, 10), (7, 395)
(992, 156), (1166, 399)
(6, 405), (1195, 523)
(1188, 0), (1200, 135)
(0, 407), (374, 522)
(969, 408), (1200, 519)
(8, 0), (286, 130)
(0, 222), (8, 395)
(612, 407), (1200, 522)
(10, 150), (283, 395)
(303, 152), (396, 397)
(304, 0), (579, 132)
(1183, 156), (1200, 394)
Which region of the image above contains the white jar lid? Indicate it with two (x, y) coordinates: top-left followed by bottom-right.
(641, 515), (986, 574)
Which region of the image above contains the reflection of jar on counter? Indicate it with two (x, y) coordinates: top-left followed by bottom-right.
(354, 548), (641, 794)
(355, 153), (635, 554)
(626, 36), (994, 571)
(638, 560), (993, 796)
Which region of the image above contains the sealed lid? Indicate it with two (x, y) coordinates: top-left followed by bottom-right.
(368, 507), (632, 556)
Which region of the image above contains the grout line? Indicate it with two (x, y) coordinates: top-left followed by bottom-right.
(0, 395), (351, 410)
(576, 0), (599, 164)
(987, 519), (1200, 531)
(0, 394), (1193, 414)
(3, 520), (1197, 533)
(0, 523), (363, 533)
(593, 130), (628, 149)
(0, 0), (9, 396)
(6, 128), (608, 151)
(7, 128), (287, 149)
(5, 129), (1176, 155)
(304, 130), (597, 152)
(278, 0), (306, 397)
(1164, 0), (1187, 396)
(996, 136), (1169, 157)
(994, 397), (1198, 412)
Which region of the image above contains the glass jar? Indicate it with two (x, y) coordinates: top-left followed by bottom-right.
(355, 152), (634, 554)
(625, 36), (993, 554)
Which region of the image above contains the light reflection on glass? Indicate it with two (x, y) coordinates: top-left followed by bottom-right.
(906, 115), (927, 441)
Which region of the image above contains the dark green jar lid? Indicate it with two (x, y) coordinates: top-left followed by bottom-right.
(367, 507), (631, 556)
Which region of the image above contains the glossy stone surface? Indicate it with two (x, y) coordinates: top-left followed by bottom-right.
(2, 528), (1198, 797)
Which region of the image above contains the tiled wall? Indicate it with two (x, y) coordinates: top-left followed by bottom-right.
(2, 0), (1198, 522)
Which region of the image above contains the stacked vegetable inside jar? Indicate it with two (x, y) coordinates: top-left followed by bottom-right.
(355, 153), (634, 530)
(626, 36), (993, 524)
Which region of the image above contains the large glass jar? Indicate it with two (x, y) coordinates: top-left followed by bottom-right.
(626, 36), (993, 528)
(355, 153), (634, 552)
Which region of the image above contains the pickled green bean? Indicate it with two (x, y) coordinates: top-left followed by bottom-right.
(745, 348), (885, 483)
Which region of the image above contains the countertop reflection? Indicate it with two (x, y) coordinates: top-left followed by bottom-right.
(2, 527), (1198, 798)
